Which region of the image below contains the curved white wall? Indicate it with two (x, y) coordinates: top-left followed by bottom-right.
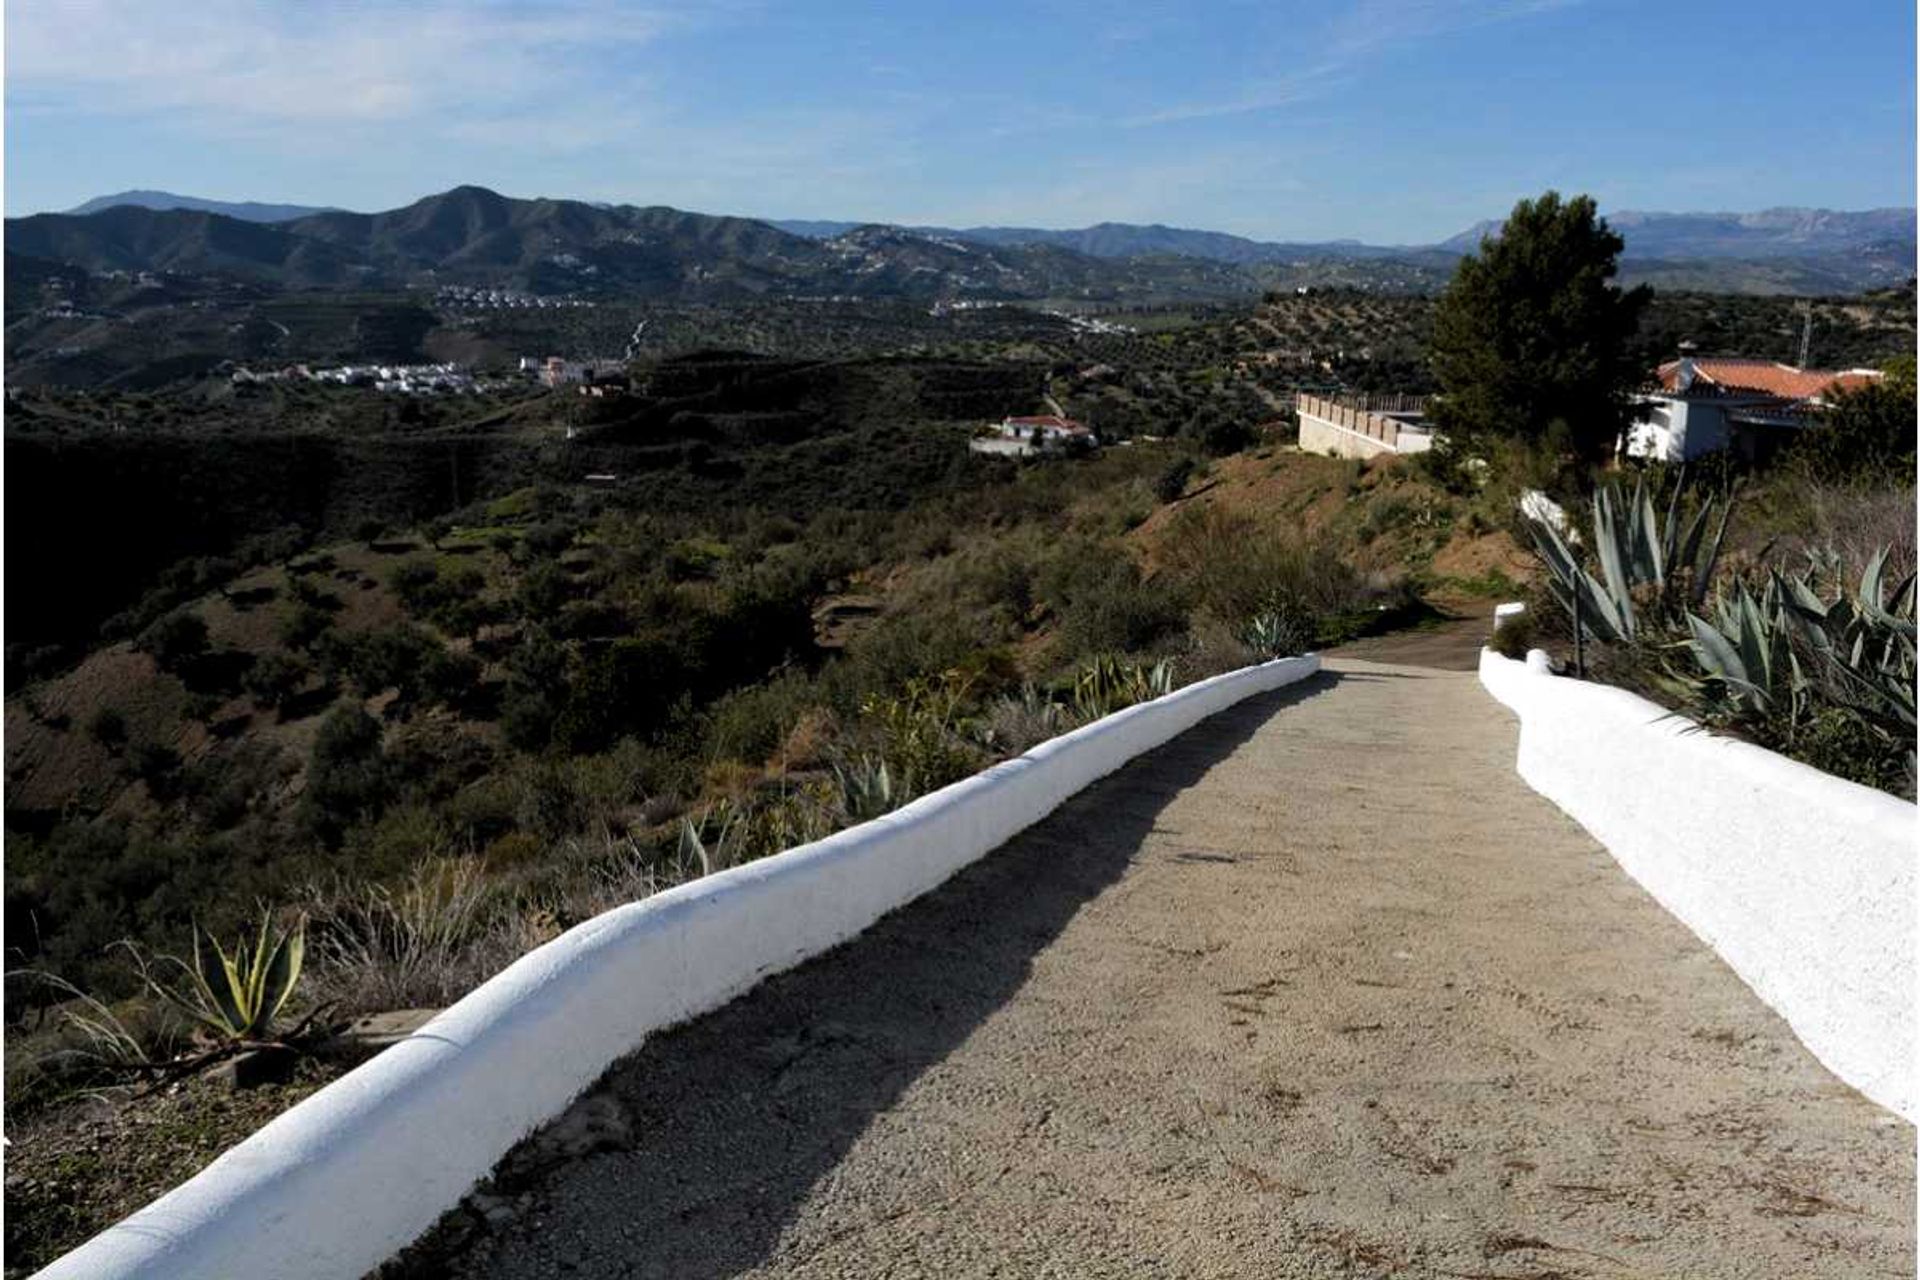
(1479, 644), (1915, 1121)
(36, 654), (1320, 1280)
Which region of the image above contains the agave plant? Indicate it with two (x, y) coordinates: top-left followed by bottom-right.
(1683, 547), (1916, 738)
(678, 807), (744, 877)
(972, 684), (1071, 755)
(1240, 607), (1313, 659)
(1527, 474), (1730, 644)
(146, 917), (306, 1044)
(1682, 576), (1797, 716)
(1072, 655), (1175, 719)
(832, 755), (901, 823)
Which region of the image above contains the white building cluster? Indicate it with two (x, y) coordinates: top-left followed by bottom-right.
(435, 286), (593, 310)
(230, 362), (497, 394)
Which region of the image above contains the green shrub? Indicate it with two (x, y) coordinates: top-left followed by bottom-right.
(1036, 539), (1187, 660)
(300, 703), (389, 846)
(1155, 504), (1361, 628)
(387, 560), (440, 612)
(705, 672), (819, 766)
(1489, 611), (1537, 659)
(1152, 457), (1195, 504)
(280, 602), (335, 652)
(860, 672), (982, 795)
(135, 610), (208, 672)
(243, 651), (312, 711)
(87, 706), (128, 751)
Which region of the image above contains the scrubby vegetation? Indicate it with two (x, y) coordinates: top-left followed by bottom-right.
(6, 192), (1916, 1269)
(8, 427), (1435, 1073)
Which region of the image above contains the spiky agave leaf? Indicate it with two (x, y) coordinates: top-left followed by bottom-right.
(255, 919), (305, 1036)
(1526, 519), (1630, 643)
(193, 929), (249, 1038)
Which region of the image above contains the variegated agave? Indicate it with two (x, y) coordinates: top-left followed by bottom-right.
(147, 917), (306, 1043)
(1073, 655), (1176, 720)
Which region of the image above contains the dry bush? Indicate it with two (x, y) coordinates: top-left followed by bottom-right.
(1801, 484), (1916, 583)
(1180, 614), (1262, 680)
(297, 859), (530, 1015)
(772, 706), (837, 773)
(974, 686), (1078, 756)
(1154, 503), (1363, 625)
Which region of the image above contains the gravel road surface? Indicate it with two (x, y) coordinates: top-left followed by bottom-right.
(387, 655), (1913, 1279)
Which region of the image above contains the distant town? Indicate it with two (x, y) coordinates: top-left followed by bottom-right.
(228, 353), (629, 396)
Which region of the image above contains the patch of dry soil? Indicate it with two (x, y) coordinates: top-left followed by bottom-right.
(389, 659), (1914, 1279)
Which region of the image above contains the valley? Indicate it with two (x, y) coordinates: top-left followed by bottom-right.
(5, 190), (1913, 1275)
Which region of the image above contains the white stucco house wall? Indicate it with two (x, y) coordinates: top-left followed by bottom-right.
(1627, 356), (1882, 462)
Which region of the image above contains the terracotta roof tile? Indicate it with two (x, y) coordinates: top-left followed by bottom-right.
(1655, 359), (1882, 401)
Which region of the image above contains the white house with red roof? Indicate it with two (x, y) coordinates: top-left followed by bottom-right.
(997, 414), (1097, 445)
(1626, 354), (1883, 461)
(970, 413), (1100, 457)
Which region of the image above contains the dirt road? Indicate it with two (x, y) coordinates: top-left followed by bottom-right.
(392, 657), (1914, 1279)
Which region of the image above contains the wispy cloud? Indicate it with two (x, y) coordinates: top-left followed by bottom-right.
(1122, 0), (1578, 128)
(1122, 64), (1341, 128)
(6, 1), (677, 133)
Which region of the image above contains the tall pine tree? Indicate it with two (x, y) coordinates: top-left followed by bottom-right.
(1429, 192), (1651, 465)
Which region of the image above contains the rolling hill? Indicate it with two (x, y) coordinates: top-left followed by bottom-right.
(10, 187), (1279, 302)
(776, 206), (1915, 293)
(21, 189), (1917, 300)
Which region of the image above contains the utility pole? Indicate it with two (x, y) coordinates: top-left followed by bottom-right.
(1573, 588), (1586, 680)
(1797, 301), (1814, 369)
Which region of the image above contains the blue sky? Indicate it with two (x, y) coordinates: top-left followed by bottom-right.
(5, 0), (1914, 241)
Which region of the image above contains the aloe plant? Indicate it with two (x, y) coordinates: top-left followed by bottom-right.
(1527, 474), (1730, 644)
(147, 917), (306, 1043)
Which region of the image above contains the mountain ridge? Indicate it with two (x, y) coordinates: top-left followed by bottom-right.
(20, 187), (1916, 298)
(66, 189), (341, 223)
(11, 188), (1274, 302)
(64, 187), (1914, 265)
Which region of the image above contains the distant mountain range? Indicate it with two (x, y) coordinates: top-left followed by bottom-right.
(7, 187), (1319, 302)
(767, 218), (1428, 266)
(14, 187), (1914, 298)
(1438, 206), (1915, 261)
(66, 190), (340, 224)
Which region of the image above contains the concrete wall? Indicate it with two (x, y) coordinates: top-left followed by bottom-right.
(968, 436), (1037, 458)
(37, 655), (1321, 1280)
(1478, 643), (1915, 1120)
(1296, 394), (1432, 459)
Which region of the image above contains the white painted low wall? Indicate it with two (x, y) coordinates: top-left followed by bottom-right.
(38, 654), (1320, 1280)
(1479, 644), (1915, 1120)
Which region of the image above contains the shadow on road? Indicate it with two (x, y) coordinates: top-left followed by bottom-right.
(383, 673), (1339, 1280)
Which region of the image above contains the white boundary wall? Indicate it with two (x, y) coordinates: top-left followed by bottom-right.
(38, 655), (1320, 1280)
(1479, 644), (1915, 1120)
